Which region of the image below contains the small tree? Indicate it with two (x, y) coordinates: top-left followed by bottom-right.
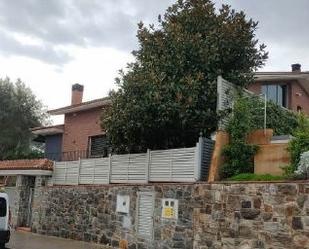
(220, 95), (258, 179)
(102, 0), (268, 153)
(0, 78), (48, 160)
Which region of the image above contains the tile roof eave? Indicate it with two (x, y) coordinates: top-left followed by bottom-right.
(48, 97), (111, 116)
(0, 159), (53, 171)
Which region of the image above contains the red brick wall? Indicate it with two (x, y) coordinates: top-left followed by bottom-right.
(247, 81), (309, 114)
(290, 82), (309, 114)
(62, 107), (104, 152)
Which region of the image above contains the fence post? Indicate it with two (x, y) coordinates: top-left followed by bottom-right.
(145, 149), (150, 183)
(127, 154), (130, 183)
(194, 136), (203, 181)
(92, 158), (96, 184)
(169, 149), (173, 181)
(217, 75), (223, 111)
(77, 157), (81, 185)
(108, 154), (112, 184)
(51, 160), (56, 186)
(64, 161), (68, 185)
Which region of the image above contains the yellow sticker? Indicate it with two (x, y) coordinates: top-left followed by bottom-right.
(163, 207), (175, 218)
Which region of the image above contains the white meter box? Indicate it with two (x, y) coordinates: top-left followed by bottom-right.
(116, 195), (130, 214)
(161, 198), (178, 219)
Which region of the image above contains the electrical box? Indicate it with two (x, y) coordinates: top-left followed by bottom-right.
(162, 198), (178, 219)
(116, 195), (130, 214)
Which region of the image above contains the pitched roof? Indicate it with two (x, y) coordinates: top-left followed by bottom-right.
(254, 71), (309, 95)
(0, 159), (53, 171)
(31, 124), (64, 136)
(48, 97), (111, 115)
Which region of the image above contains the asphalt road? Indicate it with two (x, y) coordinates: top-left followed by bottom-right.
(6, 231), (108, 249)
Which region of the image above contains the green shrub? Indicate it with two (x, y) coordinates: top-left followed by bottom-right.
(288, 113), (309, 171)
(221, 95), (258, 179)
(229, 173), (285, 181)
(244, 95), (298, 135)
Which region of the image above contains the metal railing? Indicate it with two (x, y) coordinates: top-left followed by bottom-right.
(45, 149), (109, 162)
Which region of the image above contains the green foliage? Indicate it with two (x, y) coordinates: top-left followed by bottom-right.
(229, 173), (285, 181)
(280, 164), (295, 178)
(103, 0), (268, 153)
(0, 78), (48, 160)
(220, 93), (298, 179)
(243, 95), (298, 135)
(288, 113), (309, 171)
(4, 148), (44, 160)
(221, 96), (258, 179)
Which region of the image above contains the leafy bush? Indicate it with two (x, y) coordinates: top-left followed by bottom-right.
(294, 151), (309, 179)
(229, 173), (285, 181)
(288, 113), (309, 171)
(221, 96), (258, 179)
(4, 149), (44, 160)
(220, 93), (299, 179)
(243, 94), (298, 135)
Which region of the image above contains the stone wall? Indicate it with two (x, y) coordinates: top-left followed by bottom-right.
(5, 175), (36, 228)
(16, 175), (36, 227)
(31, 182), (309, 249)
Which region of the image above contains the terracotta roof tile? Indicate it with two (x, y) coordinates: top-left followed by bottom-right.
(0, 159), (53, 171)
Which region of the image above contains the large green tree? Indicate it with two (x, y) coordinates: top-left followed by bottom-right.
(103, 0), (268, 153)
(0, 78), (48, 160)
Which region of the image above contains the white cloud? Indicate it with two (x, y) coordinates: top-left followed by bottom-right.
(0, 0), (308, 125)
(0, 46), (133, 124)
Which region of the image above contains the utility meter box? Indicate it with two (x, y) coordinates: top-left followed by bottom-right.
(116, 195), (130, 214)
(162, 198), (178, 219)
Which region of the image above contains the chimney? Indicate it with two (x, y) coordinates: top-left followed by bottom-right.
(71, 83), (84, 105)
(291, 63), (301, 73)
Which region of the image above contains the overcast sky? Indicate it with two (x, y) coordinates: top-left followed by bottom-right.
(0, 0), (308, 124)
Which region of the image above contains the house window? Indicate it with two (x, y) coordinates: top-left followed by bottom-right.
(88, 135), (109, 157)
(262, 84), (287, 107)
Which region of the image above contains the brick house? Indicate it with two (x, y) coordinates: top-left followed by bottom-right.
(248, 64), (309, 114)
(32, 84), (110, 161)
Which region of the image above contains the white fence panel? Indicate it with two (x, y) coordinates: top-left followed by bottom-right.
(53, 161), (79, 185)
(111, 153), (147, 183)
(79, 159), (95, 184)
(51, 139), (214, 185)
(53, 162), (67, 185)
(65, 161), (79, 185)
(92, 158), (109, 184)
(79, 158), (110, 184)
(149, 147), (197, 182)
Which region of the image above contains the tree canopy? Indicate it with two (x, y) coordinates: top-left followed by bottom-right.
(0, 78), (48, 160)
(103, 0), (268, 153)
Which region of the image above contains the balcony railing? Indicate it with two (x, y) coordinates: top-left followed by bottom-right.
(45, 149), (109, 162)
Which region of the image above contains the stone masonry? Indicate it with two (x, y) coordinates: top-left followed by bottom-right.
(31, 182), (309, 249)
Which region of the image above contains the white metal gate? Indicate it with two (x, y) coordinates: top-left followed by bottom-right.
(136, 192), (154, 239)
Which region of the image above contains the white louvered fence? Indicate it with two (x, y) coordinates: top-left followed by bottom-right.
(52, 137), (214, 185)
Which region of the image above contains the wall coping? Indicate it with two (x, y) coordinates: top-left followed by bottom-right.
(44, 180), (309, 189)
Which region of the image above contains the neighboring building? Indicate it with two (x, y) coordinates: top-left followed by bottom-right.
(249, 64), (309, 114)
(32, 84), (111, 161)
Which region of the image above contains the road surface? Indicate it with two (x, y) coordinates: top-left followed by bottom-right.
(6, 231), (108, 249)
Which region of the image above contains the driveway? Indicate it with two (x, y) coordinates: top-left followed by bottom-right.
(6, 231), (109, 249)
